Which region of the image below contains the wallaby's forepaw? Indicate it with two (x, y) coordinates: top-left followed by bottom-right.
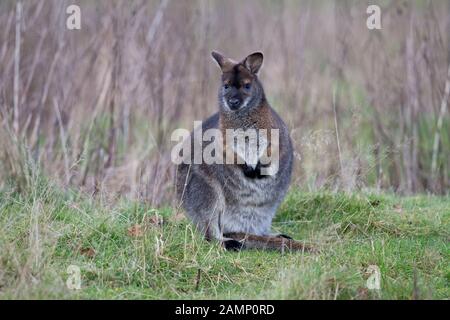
(223, 239), (244, 251)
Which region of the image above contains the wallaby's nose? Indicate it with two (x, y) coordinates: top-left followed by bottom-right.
(228, 98), (241, 109)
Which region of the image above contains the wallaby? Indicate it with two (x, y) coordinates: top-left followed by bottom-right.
(176, 51), (312, 252)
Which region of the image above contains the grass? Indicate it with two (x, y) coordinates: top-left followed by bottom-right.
(0, 181), (448, 300)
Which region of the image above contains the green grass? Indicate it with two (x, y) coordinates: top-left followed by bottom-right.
(0, 182), (448, 300)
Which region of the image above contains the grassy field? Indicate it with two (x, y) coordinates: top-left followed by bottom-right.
(0, 1), (449, 301)
(0, 179), (448, 300)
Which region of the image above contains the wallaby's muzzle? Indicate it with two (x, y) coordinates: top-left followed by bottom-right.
(228, 97), (242, 110)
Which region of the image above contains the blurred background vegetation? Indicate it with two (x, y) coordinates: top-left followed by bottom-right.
(0, 0), (449, 206)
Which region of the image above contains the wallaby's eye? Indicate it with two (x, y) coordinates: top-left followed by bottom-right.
(244, 83), (251, 90)
(224, 84), (230, 90)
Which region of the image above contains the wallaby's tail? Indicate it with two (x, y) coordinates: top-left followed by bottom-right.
(224, 232), (317, 253)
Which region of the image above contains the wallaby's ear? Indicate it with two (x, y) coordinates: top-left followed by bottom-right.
(242, 52), (264, 74)
(211, 51), (225, 67)
(211, 51), (235, 72)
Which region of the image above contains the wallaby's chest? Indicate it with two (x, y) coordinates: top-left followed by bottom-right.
(218, 163), (279, 207)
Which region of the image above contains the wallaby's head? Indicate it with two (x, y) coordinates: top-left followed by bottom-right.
(211, 51), (265, 112)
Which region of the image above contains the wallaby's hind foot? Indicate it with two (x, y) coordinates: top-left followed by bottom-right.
(275, 233), (293, 240)
(224, 232), (317, 253)
(222, 239), (244, 251)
